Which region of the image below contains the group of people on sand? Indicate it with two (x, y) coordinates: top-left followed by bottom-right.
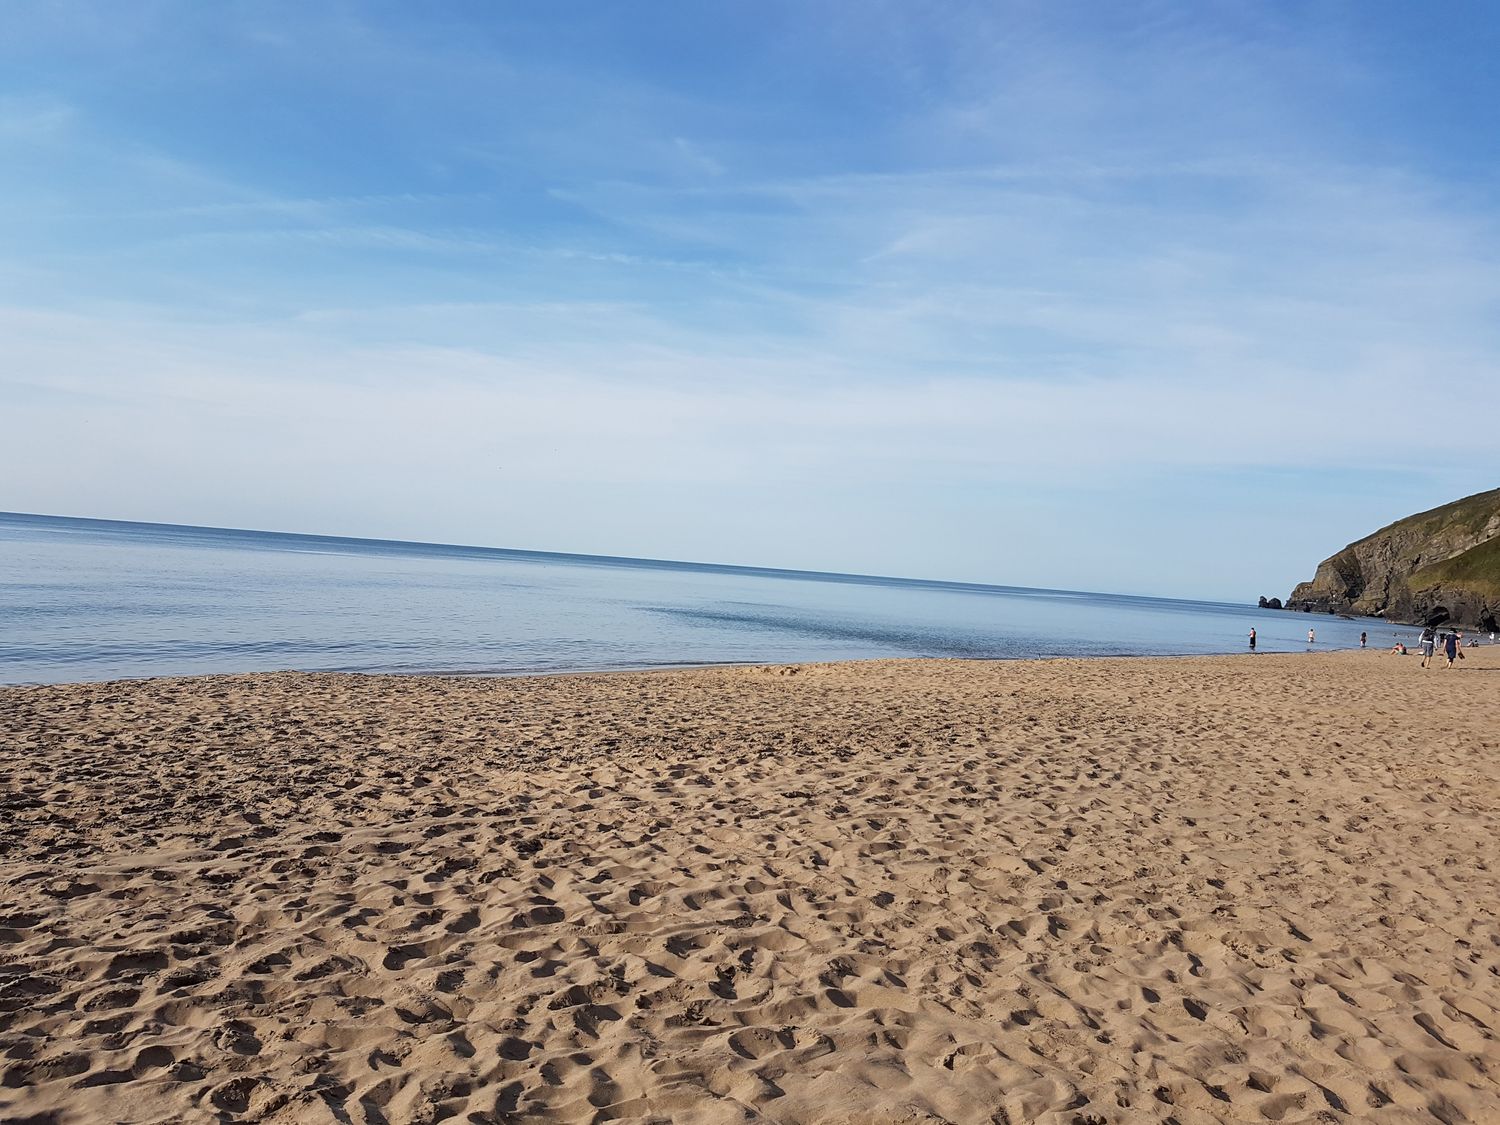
(1247, 624), (1481, 666)
(1416, 624), (1468, 669)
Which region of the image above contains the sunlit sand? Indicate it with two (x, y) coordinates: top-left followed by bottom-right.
(3, 650), (1498, 1122)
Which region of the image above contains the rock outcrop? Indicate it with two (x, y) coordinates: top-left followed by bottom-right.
(1285, 488), (1500, 631)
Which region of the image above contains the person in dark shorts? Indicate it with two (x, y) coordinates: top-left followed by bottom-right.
(1443, 630), (1459, 668)
(1248, 628), (1256, 651)
(1360, 631), (1366, 648)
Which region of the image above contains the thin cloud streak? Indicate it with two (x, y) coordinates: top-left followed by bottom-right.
(5, 305), (1490, 485)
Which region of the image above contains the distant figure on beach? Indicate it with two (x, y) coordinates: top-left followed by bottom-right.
(1359, 631), (1366, 648)
(1248, 628), (1256, 651)
(1443, 631), (1460, 668)
(1307, 627), (1315, 645)
(1420, 625), (1436, 668)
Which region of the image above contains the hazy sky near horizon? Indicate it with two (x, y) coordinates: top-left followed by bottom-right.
(4, 2), (1498, 600)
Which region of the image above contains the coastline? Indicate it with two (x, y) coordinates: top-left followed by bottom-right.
(0, 621), (1415, 690)
(2, 510), (1405, 691)
(4, 651), (1498, 1122)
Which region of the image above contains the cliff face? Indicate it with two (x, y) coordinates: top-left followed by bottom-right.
(1285, 488), (1500, 630)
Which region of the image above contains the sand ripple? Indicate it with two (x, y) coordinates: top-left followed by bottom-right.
(2, 652), (1499, 1122)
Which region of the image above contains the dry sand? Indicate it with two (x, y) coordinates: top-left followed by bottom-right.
(2, 650), (1499, 1124)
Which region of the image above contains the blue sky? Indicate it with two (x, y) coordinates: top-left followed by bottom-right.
(3, 2), (1498, 600)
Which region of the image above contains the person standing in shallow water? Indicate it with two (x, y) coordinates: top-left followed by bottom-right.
(1360, 631), (1367, 648)
(1308, 627), (1315, 645)
(1248, 628), (1256, 651)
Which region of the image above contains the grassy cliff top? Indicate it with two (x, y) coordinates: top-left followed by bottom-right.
(1411, 535), (1500, 599)
(1355, 487), (1500, 549)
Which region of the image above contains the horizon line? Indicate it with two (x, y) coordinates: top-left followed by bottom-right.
(1, 509), (1249, 608)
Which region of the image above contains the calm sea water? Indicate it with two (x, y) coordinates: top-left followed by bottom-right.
(0, 512), (1407, 686)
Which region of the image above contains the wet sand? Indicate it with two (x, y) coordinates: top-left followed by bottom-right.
(2, 650), (1499, 1123)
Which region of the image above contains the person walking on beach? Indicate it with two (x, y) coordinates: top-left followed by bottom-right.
(1307, 627), (1315, 645)
(1443, 630), (1459, 668)
(1420, 625), (1436, 668)
(1248, 628), (1256, 651)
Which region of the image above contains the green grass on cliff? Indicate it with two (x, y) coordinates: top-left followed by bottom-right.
(1411, 534), (1500, 598)
(1355, 486), (1500, 549)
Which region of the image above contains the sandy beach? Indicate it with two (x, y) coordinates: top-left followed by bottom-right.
(2, 649), (1498, 1124)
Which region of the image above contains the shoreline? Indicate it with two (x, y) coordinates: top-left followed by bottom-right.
(4, 651), (1498, 1122)
(0, 630), (1432, 691)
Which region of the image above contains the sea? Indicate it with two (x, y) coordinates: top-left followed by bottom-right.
(0, 512), (1408, 686)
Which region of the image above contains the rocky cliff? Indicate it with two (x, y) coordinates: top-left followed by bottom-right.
(1285, 488), (1500, 630)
